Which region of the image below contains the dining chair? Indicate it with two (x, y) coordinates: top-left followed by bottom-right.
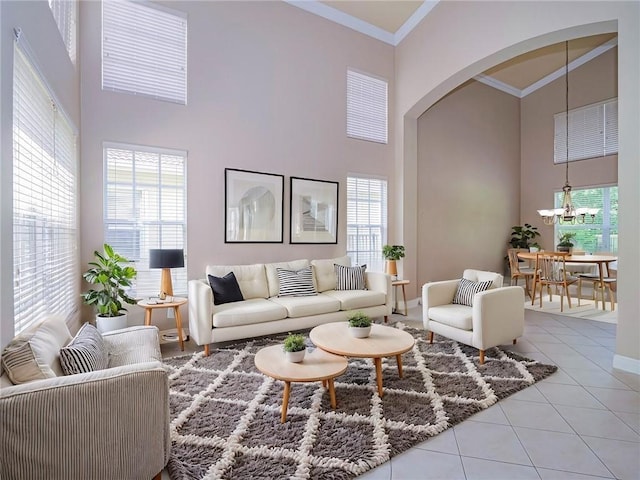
(507, 248), (536, 299)
(531, 252), (578, 312)
(577, 274), (616, 311)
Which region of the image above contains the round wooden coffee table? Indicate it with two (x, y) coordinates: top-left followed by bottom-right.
(310, 323), (415, 397)
(254, 344), (348, 423)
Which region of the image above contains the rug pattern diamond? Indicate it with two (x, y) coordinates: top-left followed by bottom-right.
(164, 325), (557, 480)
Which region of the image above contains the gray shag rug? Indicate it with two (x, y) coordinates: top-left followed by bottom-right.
(164, 324), (557, 479)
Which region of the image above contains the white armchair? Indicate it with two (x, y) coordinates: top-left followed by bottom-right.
(422, 269), (525, 364)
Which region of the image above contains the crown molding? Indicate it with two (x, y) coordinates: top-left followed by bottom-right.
(474, 74), (523, 98)
(395, 1), (439, 45)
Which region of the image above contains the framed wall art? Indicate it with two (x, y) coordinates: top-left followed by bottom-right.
(225, 168), (284, 243)
(290, 176), (338, 244)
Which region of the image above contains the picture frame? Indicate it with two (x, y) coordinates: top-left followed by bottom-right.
(225, 168), (284, 243)
(290, 176), (338, 244)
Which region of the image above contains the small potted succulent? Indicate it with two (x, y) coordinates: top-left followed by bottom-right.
(283, 333), (306, 362)
(347, 311), (372, 338)
(557, 232), (576, 253)
(382, 245), (405, 277)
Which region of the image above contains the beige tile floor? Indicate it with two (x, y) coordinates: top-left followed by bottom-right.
(161, 306), (640, 480)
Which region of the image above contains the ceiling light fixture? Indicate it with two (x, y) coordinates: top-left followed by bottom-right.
(538, 40), (599, 226)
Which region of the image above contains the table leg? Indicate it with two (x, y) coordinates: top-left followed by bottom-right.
(327, 378), (337, 409)
(374, 357), (383, 397)
(598, 263), (605, 311)
(281, 381), (291, 423)
(144, 308), (152, 326)
(174, 305), (184, 351)
(401, 284), (407, 316)
(396, 354), (404, 378)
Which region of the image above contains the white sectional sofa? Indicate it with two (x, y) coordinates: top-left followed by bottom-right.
(188, 256), (392, 354)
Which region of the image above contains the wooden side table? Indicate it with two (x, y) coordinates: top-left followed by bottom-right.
(138, 297), (188, 351)
(391, 279), (410, 316)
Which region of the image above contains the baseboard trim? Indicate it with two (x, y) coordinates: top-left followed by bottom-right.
(613, 354), (640, 375)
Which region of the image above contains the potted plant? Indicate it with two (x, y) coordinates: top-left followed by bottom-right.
(557, 232), (576, 253)
(382, 244), (405, 276)
(283, 333), (306, 362)
(508, 224), (540, 249)
(347, 311), (372, 338)
(82, 244), (137, 333)
(529, 242), (541, 253)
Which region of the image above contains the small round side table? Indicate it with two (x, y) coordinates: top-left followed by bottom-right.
(391, 279), (410, 316)
(138, 297), (188, 350)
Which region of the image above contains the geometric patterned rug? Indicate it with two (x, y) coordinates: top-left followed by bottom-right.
(163, 323), (557, 480)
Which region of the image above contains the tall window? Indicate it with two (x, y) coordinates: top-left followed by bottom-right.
(346, 176), (388, 272)
(104, 144), (187, 296)
(102, 0), (187, 104)
(555, 185), (618, 253)
(347, 69), (388, 144)
(48, 0), (77, 64)
(554, 98), (618, 163)
(13, 43), (78, 333)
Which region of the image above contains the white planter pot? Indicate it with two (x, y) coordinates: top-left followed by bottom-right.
(349, 326), (371, 338)
(285, 349), (305, 363)
(95, 313), (128, 334)
(529, 247), (539, 252)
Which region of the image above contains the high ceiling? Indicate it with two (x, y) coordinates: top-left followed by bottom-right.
(291, 1), (617, 97)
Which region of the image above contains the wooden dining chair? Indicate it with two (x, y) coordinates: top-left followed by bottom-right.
(578, 274), (616, 311)
(507, 248), (536, 299)
(531, 252), (577, 312)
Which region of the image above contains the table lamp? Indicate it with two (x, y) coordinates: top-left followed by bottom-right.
(149, 249), (184, 299)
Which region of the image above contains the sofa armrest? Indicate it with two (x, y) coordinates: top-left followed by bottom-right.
(472, 286), (525, 349)
(0, 362), (169, 479)
(422, 280), (459, 309)
(189, 279), (214, 346)
(365, 272), (393, 314)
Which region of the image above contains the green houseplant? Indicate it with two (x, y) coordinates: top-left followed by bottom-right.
(82, 244), (137, 332)
(347, 311), (372, 338)
(283, 333), (306, 362)
(557, 232), (577, 253)
(382, 245), (405, 276)
(508, 224), (540, 249)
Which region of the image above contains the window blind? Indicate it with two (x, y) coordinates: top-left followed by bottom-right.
(13, 43), (79, 334)
(48, 0), (77, 64)
(104, 144), (187, 297)
(554, 98), (618, 163)
(347, 69), (388, 144)
(102, 0), (187, 104)
(346, 176), (388, 272)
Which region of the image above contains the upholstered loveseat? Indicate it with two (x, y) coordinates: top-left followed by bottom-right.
(0, 315), (170, 480)
(188, 256), (392, 355)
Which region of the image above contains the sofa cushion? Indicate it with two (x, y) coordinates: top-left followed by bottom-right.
(265, 259), (310, 297)
(206, 264), (268, 300)
(276, 266), (317, 297)
(323, 289), (385, 311)
(463, 269), (503, 289)
(212, 298), (288, 328)
(104, 325), (163, 367)
(1, 315), (72, 384)
(270, 295), (340, 318)
(59, 323), (109, 375)
(208, 272), (244, 305)
(335, 264), (366, 290)
(311, 256), (351, 292)
(453, 277), (492, 306)
(428, 304), (473, 331)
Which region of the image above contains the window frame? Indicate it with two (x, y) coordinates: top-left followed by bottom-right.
(347, 69), (388, 144)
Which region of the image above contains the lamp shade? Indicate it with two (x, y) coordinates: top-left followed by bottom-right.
(149, 249), (184, 269)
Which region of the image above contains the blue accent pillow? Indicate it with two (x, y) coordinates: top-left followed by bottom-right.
(208, 272), (244, 305)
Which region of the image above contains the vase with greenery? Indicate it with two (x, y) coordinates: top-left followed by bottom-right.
(82, 244), (137, 333)
(557, 232), (576, 253)
(283, 332), (306, 362)
(508, 224), (540, 249)
(347, 311), (372, 338)
(382, 245), (405, 276)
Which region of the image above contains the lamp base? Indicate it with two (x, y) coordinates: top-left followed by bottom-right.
(160, 268), (174, 298)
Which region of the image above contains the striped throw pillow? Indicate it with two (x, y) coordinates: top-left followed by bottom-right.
(59, 323), (109, 375)
(277, 266), (317, 297)
(334, 264), (366, 290)
(452, 277), (493, 306)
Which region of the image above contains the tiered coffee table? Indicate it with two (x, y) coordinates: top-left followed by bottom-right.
(254, 345), (348, 423)
(310, 322), (415, 397)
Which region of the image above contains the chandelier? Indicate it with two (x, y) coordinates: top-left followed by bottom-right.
(537, 40), (599, 226)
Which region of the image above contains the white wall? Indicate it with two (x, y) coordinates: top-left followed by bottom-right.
(79, 1), (395, 329)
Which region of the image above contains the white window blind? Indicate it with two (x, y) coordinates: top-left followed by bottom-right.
(347, 69), (388, 144)
(104, 144), (187, 297)
(554, 98), (618, 163)
(346, 176), (388, 272)
(102, 0), (187, 104)
(48, 0), (77, 64)
(13, 43), (78, 334)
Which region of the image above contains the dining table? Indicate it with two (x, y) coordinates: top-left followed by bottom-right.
(517, 251), (617, 310)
